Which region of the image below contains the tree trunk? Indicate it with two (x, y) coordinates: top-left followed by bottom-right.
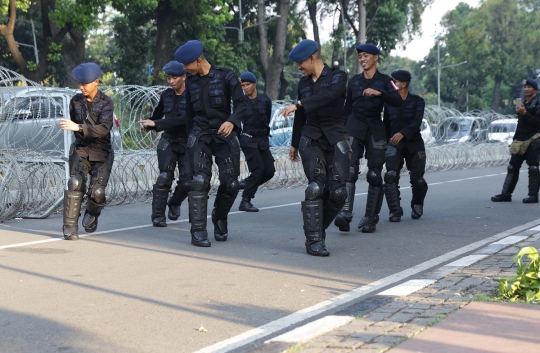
(62, 28), (86, 88)
(258, 0), (290, 100)
(307, 1), (320, 48)
(492, 73), (503, 112)
(357, 0), (367, 73)
(278, 70), (288, 100)
(153, 0), (177, 85)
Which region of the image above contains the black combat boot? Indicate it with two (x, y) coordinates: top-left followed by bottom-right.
(151, 185), (169, 227)
(383, 183), (403, 222)
(359, 185), (383, 233)
(334, 182), (355, 232)
(188, 191), (210, 247)
(213, 191), (238, 241)
(491, 169), (518, 202)
(239, 197), (259, 212)
(302, 200), (329, 256)
(238, 178), (246, 190)
(82, 199), (104, 233)
(167, 182), (188, 221)
(63, 190), (83, 240)
(524, 166), (540, 203)
(411, 180), (428, 220)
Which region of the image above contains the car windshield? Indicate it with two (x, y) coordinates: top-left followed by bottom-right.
(489, 123), (517, 133)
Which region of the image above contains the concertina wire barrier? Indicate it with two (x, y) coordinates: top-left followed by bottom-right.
(0, 66), (512, 222)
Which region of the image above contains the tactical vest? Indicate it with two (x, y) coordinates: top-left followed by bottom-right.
(162, 89), (186, 120)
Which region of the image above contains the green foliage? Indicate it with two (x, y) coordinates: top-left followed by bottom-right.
(499, 246), (540, 303)
(50, 0), (105, 31)
(26, 60), (37, 71)
(47, 42), (63, 62)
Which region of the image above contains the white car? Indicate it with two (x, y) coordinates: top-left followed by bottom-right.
(434, 116), (489, 144)
(488, 118), (517, 146)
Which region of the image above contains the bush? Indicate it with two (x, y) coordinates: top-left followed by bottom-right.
(498, 246), (540, 303)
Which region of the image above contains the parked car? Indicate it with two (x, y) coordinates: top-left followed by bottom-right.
(269, 100), (294, 147)
(420, 118), (435, 144)
(0, 87), (122, 152)
(487, 118), (517, 146)
(433, 116), (489, 144)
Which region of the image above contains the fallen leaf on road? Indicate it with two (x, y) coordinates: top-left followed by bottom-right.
(198, 326), (208, 333)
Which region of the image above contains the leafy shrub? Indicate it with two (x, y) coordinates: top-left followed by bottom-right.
(498, 246), (540, 303)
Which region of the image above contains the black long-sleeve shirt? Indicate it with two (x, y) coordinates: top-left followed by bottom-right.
(69, 90), (114, 161)
(383, 92), (426, 152)
(184, 65), (247, 134)
(150, 88), (188, 139)
(344, 70), (403, 141)
(291, 64), (348, 148)
(514, 96), (540, 141)
(240, 93), (272, 149)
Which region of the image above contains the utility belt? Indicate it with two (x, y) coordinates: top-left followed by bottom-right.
(76, 142), (112, 150)
(510, 133), (540, 155)
(202, 128), (221, 135)
(163, 135), (187, 143)
(242, 128), (269, 138)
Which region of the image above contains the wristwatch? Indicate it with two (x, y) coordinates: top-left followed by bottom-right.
(295, 101), (301, 109)
(78, 124), (83, 133)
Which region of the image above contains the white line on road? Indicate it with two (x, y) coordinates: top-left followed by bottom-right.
(265, 315), (354, 344)
(0, 171), (508, 251)
(377, 279), (436, 297)
(445, 254), (489, 267)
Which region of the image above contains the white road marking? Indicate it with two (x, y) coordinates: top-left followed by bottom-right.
(492, 235), (529, 245)
(0, 171), (510, 250)
(445, 254), (489, 267)
(265, 315), (354, 344)
(193, 219), (540, 353)
(377, 279), (436, 297)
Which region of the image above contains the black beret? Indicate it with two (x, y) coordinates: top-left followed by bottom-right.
(391, 70), (412, 82)
(355, 43), (381, 55)
(175, 40), (204, 64)
(525, 78), (539, 91)
(239, 72), (257, 83)
(71, 63), (101, 84)
(288, 39), (318, 62)
(163, 61), (186, 76)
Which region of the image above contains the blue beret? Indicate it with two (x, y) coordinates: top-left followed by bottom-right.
(288, 39), (318, 62)
(71, 63), (101, 84)
(355, 43), (381, 55)
(163, 61), (186, 76)
(175, 40), (204, 64)
(391, 70), (412, 82)
(525, 78), (538, 91)
(239, 72), (257, 83)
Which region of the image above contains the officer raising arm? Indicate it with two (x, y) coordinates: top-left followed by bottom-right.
(58, 63), (115, 240)
(237, 72), (275, 212)
(281, 39), (349, 257)
(138, 61), (191, 227)
(382, 70), (428, 222)
(333, 44), (403, 234)
(175, 40), (247, 247)
(492, 79), (540, 203)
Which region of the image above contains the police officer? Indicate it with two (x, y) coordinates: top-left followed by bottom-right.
(382, 70), (428, 221)
(138, 61), (191, 227)
(334, 43), (402, 233)
(238, 71), (275, 212)
(492, 79), (540, 203)
(58, 63), (115, 240)
(175, 40), (247, 247)
(281, 39), (349, 257)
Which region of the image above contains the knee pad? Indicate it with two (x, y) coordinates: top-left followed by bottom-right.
(366, 169), (381, 186)
(181, 180), (192, 193)
(90, 187), (106, 204)
(507, 164), (515, 174)
(67, 175), (84, 191)
(191, 174), (208, 191)
(329, 185), (347, 204)
(384, 170), (398, 184)
(414, 177), (428, 190)
(529, 165), (539, 175)
(305, 182), (322, 201)
(224, 179), (240, 196)
(348, 166), (359, 183)
(156, 172), (172, 187)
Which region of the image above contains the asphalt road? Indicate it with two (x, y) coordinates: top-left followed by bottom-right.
(1, 165), (539, 353)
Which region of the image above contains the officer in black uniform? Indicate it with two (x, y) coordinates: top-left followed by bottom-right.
(58, 63), (115, 240)
(138, 61), (191, 227)
(175, 40), (247, 247)
(237, 71), (275, 212)
(492, 78), (540, 203)
(334, 44), (402, 233)
(382, 70), (428, 221)
(281, 39), (349, 257)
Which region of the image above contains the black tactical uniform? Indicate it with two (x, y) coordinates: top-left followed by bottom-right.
(292, 64), (350, 256)
(492, 94), (540, 203)
(334, 70), (402, 233)
(63, 90), (115, 239)
(149, 88), (191, 226)
(383, 92), (428, 221)
(185, 65), (247, 247)
(239, 92), (275, 211)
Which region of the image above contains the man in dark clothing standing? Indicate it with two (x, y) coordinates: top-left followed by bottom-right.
(492, 79), (540, 203)
(281, 39), (350, 257)
(237, 71), (275, 212)
(58, 62), (115, 240)
(138, 61), (191, 227)
(382, 70), (428, 221)
(334, 44), (402, 233)
(175, 40), (247, 247)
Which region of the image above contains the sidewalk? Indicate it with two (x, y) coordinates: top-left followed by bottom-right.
(250, 227), (540, 353)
